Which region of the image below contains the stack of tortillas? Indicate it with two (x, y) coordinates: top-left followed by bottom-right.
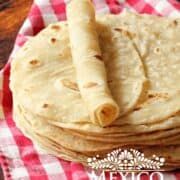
(10, 0), (180, 170)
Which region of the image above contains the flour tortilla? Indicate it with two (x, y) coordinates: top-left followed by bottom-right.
(16, 101), (180, 144)
(10, 18), (146, 124)
(98, 12), (180, 94)
(14, 115), (89, 164)
(14, 109), (180, 169)
(13, 103), (120, 152)
(14, 102), (180, 154)
(67, 0), (119, 127)
(10, 11), (180, 170)
(17, 121), (180, 170)
(11, 14), (180, 128)
(17, 130), (180, 170)
(51, 114), (180, 135)
(19, 102), (180, 144)
(65, 128), (180, 143)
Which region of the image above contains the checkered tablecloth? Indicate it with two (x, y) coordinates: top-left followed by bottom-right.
(0, 0), (180, 179)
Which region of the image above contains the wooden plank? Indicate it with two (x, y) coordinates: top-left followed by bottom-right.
(0, 0), (33, 69)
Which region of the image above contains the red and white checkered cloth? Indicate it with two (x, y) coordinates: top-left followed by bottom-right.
(0, 0), (180, 179)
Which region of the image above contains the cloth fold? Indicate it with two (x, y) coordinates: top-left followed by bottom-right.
(0, 0), (179, 179)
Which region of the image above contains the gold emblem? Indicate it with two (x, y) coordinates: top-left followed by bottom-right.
(87, 149), (165, 171)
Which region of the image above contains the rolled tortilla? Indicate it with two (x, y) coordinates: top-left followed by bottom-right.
(67, 0), (119, 127)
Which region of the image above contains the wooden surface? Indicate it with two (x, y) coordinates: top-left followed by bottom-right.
(0, 0), (32, 69)
(0, 0), (33, 178)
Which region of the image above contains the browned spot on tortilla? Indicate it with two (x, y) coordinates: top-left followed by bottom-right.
(83, 82), (98, 88)
(172, 46), (178, 52)
(101, 109), (108, 116)
(94, 55), (103, 61)
(29, 59), (40, 66)
(51, 25), (61, 30)
(156, 47), (160, 52)
(108, 80), (113, 83)
(133, 107), (141, 111)
(173, 20), (178, 26)
(42, 103), (49, 108)
(130, 32), (136, 38)
(154, 47), (160, 53)
(148, 94), (154, 98)
(115, 28), (136, 39)
(148, 93), (169, 99)
(123, 30), (136, 39)
(61, 79), (79, 91)
(122, 30), (130, 36)
(114, 28), (123, 32)
(169, 20), (178, 27)
(51, 38), (56, 43)
(101, 107), (111, 117)
(154, 32), (160, 38)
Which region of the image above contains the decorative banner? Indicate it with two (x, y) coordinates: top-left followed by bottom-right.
(87, 148), (165, 171)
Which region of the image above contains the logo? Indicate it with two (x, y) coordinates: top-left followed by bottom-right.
(87, 148), (165, 171)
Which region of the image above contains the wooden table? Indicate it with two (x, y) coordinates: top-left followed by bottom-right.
(0, 0), (33, 178)
(0, 0), (32, 68)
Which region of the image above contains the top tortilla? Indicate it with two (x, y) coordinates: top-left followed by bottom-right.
(10, 14), (146, 124)
(10, 12), (180, 129)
